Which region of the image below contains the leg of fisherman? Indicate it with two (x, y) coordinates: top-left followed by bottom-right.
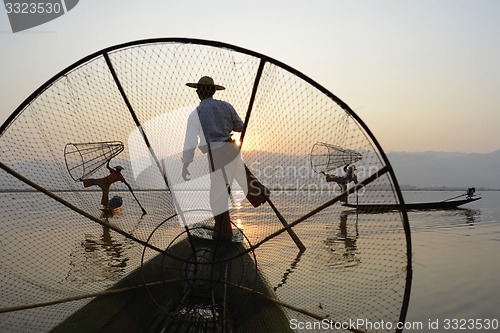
(209, 146), (234, 240)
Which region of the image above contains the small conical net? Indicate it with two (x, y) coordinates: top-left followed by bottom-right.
(310, 142), (364, 174)
(64, 141), (124, 181)
(0, 39), (411, 333)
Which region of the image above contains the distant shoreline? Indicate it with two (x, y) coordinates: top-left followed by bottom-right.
(0, 187), (498, 194)
(399, 186), (499, 191)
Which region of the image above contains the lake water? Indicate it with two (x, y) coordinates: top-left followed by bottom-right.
(0, 190), (498, 332)
(401, 190), (500, 332)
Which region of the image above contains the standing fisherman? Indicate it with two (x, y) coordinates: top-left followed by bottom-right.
(182, 76), (269, 240)
(323, 164), (358, 203)
(82, 161), (127, 209)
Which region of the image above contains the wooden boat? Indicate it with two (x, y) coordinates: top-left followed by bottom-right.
(343, 196), (481, 212)
(50, 231), (293, 333)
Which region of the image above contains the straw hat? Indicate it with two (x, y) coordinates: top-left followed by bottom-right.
(186, 76), (225, 90)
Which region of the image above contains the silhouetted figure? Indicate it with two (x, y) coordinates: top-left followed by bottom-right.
(466, 187), (476, 199)
(83, 161), (127, 209)
(323, 164), (358, 203)
(182, 76), (269, 240)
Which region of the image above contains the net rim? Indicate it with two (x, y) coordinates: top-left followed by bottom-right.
(0, 37), (412, 330)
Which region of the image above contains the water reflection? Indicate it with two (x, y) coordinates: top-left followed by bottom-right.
(410, 208), (482, 231)
(83, 226), (129, 268)
(462, 208), (480, 225)
(324, 212), (360, 268)
(66, 225), (131, 285)
(273, 250), (303, 292)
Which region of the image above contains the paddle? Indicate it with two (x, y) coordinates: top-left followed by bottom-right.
(441, 187), (477, 202)
(125, 182), (147, 216)
(441, 193), (466, 202)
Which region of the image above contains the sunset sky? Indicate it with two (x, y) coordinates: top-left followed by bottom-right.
(1, 0), (498, 154)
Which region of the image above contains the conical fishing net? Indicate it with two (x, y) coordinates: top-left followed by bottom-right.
(310, 142), (363, 174)
(64, 141), (124, 181)
(0, 38), (411, 333)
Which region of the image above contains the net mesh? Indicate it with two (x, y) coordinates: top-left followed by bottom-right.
(0, 39), (411, 333)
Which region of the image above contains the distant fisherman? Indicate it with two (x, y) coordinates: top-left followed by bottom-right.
(466, 187), (476, 198)
(323, 164), (358, 202)
(82, 161), (128, 209)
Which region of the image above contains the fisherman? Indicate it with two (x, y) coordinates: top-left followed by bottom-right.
(323, 164), (358, 202)
(182, 76), (269, 240)
(82, 161), (128, 209)
(466, 187), (476, 199)
(344, 164), (358, 184)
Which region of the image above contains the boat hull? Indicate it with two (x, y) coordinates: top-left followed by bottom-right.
(342, 197), (481, 212)
(100, 196), (123, 217)
(50, 235), (292, 333)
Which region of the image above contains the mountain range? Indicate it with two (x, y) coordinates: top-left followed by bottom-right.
(386, 149), (500, 190)
(1, 149), (498, 191)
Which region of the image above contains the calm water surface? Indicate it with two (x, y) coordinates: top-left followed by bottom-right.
(402, 190), (500, 332)
(1, 190), (498, 332)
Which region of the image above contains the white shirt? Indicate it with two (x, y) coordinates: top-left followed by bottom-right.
(182, 97), (244, 163)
